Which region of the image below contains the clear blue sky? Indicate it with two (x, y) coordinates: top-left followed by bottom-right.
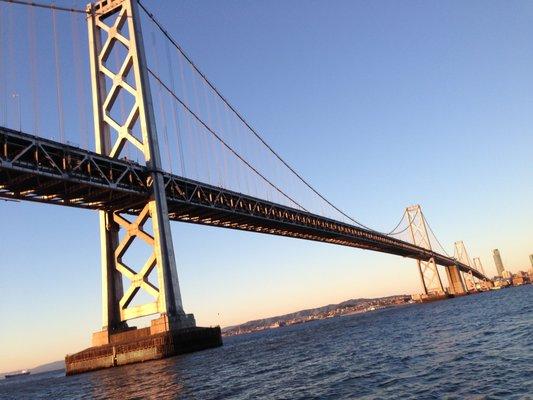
(0, 0), (532, 372)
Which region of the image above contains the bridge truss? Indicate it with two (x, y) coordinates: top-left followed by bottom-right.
(0, 126), (489, 282)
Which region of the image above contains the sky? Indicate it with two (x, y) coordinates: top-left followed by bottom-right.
(0, 0), (532, 372)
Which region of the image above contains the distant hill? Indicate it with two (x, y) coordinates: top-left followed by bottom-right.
(31, 360), (65, 374)
(222, 295), (410, 336)
(2, 360), (64, 378)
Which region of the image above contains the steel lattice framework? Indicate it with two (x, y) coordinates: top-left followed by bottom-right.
(473, 257), (486, 277)
(0, 127), (490, 282)
(86, 0), (193, 331)
(454, 241), (475, 291)
(405, 205), (445, 295)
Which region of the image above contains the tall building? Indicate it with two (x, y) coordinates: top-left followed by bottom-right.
(530, 254), (533, 268)
(493, 249), (505, 277)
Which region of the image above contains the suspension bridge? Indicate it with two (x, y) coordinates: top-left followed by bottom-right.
(0, 0), (492, 375)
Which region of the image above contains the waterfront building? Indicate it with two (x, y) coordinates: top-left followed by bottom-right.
(512, 275), (526, 286)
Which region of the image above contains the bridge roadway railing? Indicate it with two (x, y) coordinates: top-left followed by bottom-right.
(0, 127), (488, 281)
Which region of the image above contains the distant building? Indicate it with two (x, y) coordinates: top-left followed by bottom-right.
(493, 249), (505, 276)
(512, 275), (526, 286)
(530, 254), (533, 268)
(502, 270), (512, 279)
(494, 279), (510, 288)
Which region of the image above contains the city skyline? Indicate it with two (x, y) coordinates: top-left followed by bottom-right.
(1, 0), (532, 373)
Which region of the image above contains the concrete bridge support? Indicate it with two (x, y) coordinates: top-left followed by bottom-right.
(65, 0), (221, 375)
(87, 0), (193, 338)
(445, 265), (467, 295)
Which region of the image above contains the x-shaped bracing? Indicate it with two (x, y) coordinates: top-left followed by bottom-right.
(96, 5), (144, 159)
(114, 204), (159, 319)
(406, 205), (444, 294)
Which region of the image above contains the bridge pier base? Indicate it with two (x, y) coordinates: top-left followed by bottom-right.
(90, 314), (197, 346)
(65, 323), (222, 376)
(445, 265), (467, 296)
(411, 292), (449, 303)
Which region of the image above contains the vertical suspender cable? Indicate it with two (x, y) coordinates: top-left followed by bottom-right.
(165, 39), (186, 177)
(71, 11), (89, 149)
(201, 80), (223, 187)
(237, 108), (255, 198)
(28, 5), (40, 135)
(238, 118), (251, 197)
(224, 103), (241, 193)
(7, 1), (15, 129)
(51, 7), (65, 142)
(177, 50), (198, 180)
(214, 96), (229, 190)
(150, 31), (173, 173)
(0, 4), (5, 126)
(191, 67), (211, 184)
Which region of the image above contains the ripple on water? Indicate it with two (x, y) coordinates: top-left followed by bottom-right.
(0, 285), (532, 400)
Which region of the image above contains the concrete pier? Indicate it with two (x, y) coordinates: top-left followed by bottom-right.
(65, 325), (222, 376)
(411, 292), (450, 302)
(445, 265), (467, 296)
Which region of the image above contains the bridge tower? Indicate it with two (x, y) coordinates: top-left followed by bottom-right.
(473, 257), (492, 290)
(64, 0), (222, 375)
(473, 257), (486, 276)
(86, 0), (194, 342)
(405, 205), (445, 296)
(454, 241), (475, 292)
(445, 264), (467, 296)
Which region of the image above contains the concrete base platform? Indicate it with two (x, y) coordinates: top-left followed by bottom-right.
(65, 326), (222, 376)
(449, 292), (468, 298)
(411, 293), (450, 303)
(420, 293), (450, 303)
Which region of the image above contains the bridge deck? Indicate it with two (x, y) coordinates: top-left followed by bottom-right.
(0, 127), (487, 280)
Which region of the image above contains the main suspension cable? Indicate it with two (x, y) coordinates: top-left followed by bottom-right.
(148, 67), (309, 213)
(0, 0), (87, 14)
(0, 0), (439, 242)
(0, 0), (131, 16)
(385, 210), (407, 235)
(421, 210), (450, 257)
(137, 0), (377, 231)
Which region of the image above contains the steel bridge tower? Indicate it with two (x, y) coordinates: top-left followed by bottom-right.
(86, 0), (195, 344)
(472, 257), (493, 290)
(473, 257), (486, 276)
(406, 205), (445, 296)
(454, 241), (475, 292)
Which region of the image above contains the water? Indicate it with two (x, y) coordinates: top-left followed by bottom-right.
(1, 285), (531, 399)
